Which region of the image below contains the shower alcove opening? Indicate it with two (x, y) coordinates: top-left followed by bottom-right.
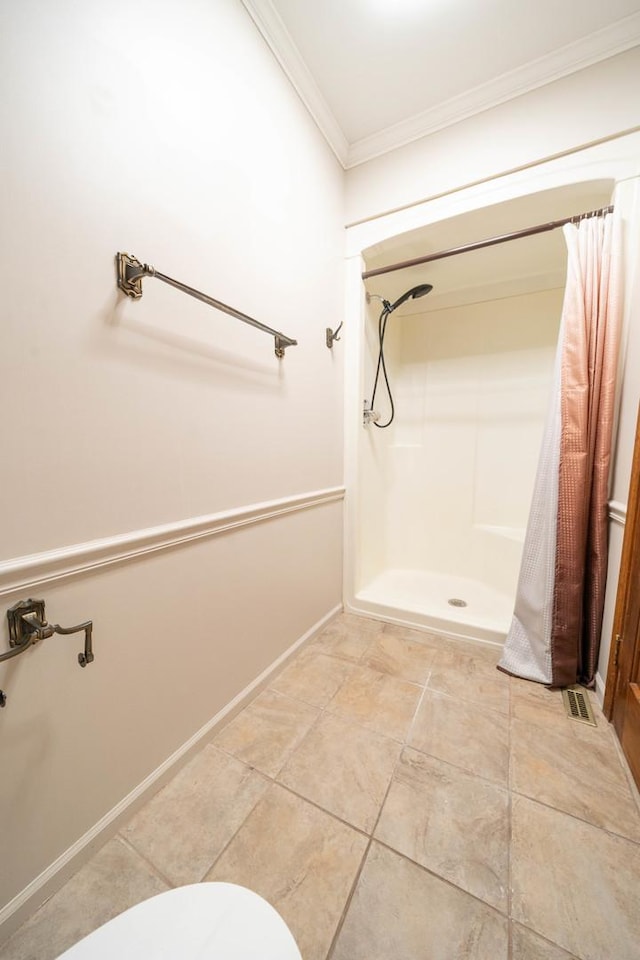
(346, 181), (615, 648)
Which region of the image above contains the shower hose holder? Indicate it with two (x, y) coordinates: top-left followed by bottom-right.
(363, 401), (380, 425)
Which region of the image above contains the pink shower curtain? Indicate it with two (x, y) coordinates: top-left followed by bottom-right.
(499, 212), (622, 688)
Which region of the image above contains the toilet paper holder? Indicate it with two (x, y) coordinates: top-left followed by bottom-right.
(5, 598), (94, 666)
(0, 600), (95, 706)
(0, 599), (94, 707)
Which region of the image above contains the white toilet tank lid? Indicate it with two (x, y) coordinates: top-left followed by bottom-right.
(56, 882), (302, 959)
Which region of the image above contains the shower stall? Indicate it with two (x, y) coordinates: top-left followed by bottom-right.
(345, 182), (615, 646)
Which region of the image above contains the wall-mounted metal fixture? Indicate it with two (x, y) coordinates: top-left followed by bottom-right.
(363, 400), (380, 426)
(116, 253), (298, 359)
(326, 322), (343, 349)
(2, 599), (94, 669)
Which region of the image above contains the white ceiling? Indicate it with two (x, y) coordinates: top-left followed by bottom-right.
(241, 0), (640, 167)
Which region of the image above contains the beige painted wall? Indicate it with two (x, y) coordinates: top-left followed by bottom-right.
(1, 0), (345, 556)
(0, 503), (342, 921)
(0, 0), (344, 930)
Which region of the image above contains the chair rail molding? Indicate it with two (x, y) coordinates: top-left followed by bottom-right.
(0, 487), (345, 598)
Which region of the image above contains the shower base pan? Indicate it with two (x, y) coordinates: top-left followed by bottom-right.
(353, 568), (512, 646)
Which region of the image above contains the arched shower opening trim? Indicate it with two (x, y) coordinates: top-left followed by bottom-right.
(343, 139), (640, 650)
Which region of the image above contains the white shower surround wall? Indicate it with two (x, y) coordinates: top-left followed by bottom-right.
(354, 288), (561, 643)
(344, 134), (640, 652)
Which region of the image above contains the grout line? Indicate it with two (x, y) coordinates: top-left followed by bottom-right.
(145, 632), (508, 875)
(325, 671), (435, 958)
(13, 614), (628, 960)
(230, 636), (512, 793)
(275, 782), (371, 842)
(268, 685), (335, 712)
(370, 681), (428, 834)
(402, 730), (510, 790)
(117, 748), (275, 888)
(343, 666), (513, 928)
(78, 620), (640, 959)
(321, 681), (402, 960)
(512, 918), (581, 957)
(268, 634), (640, 849)
(508, 788), (640, 848)
(324, 836), (373, 960)
(194, 772), (273, 883)
(403, 742), (511, 791)
(372, 838), (509, 920)
(269, 711), (325, 782)
(378, 654), (505, 893)
(257, 621), (638, 958)
(321, 703), (421, 746)
(115, 834), (176, 891)
(325, 644), (433, 958)
(273, 652), (430, 743)
(210, 700), (383, 860)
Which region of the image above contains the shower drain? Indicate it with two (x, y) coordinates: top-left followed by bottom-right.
(447, 598), (468, 608)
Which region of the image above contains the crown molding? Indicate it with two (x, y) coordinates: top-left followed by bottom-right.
(241, 2), (640, 170)
(240, 0), (349, 165)
(347, 13), (640, 167)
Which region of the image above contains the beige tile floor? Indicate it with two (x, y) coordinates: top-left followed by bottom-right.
(3, 613), (640, 960)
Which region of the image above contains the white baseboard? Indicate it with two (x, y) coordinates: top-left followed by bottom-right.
(0, 604), (341, 944)
(594, 670), (606, 707)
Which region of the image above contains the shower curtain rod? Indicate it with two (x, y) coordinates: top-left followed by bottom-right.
(361, 204), (614, 281)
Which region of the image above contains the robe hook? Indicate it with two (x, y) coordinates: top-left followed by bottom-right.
(326, 322), (343, 349)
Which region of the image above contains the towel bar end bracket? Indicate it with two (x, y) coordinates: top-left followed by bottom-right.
(116, 252), (152, 300)
(8, 599), (46, 647)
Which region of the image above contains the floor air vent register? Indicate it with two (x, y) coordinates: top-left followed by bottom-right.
(562, 685), (597, 726)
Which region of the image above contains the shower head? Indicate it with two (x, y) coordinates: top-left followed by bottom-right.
(389, 284), (433, 312)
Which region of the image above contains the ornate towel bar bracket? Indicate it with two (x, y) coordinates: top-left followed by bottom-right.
(116, 252), (298, 359)
(0, 600), (95, 706)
